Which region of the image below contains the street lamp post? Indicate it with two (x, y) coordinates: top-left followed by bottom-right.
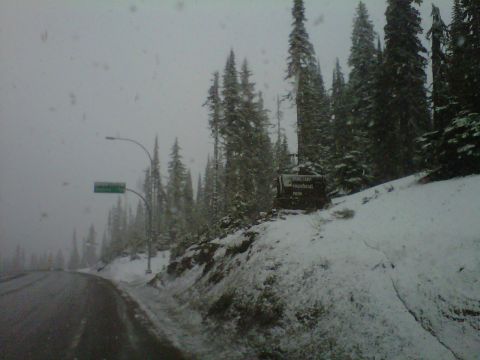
(105, 136), (155, 274)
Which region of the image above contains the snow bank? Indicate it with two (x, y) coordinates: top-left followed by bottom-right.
(92, 175), (480, 359)
(93, 252), (170, 284)
(87, 251), (248, 358)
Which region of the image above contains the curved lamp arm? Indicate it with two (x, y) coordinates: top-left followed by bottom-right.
(105, 136), (153, 164)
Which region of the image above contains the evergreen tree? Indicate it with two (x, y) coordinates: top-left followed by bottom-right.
(237, 59), (261, 217)
(109, 197), (127, 256)
(456, 0), (480, 114)
(286, 0), (315, 82)
(331, 59), (369, 193)
(194, 174), (206, 231)
(278, 134), (292, 170)
(430, 0), (480, 179)
(447, 0), (469, 114)
(126, 205), (135, 250)
(371, 38), (397, 182)
(169, 170), (196, 254)
(309, 60), (332, 172)
(331, 59), (350, 162)
(141, 166), (154, 247)
(286, 0), (316, 163)
(143, 166), (152, 213)
(348, 1), (376, 178)
(201, 153), (226, 231)
(131, 200), (146, 255)
(195, 175), (203, 210)
(183, 170), (195, 233)
(202, 156), (215, 227)
(152, 135), (166, 246)
(251, 91), (275, 214)
(383, 0), (429, 176)
(348, 1), (376, 127)
(203, 157), (212, 206)
(435, 112), (480, 178)
(216, 153), (226, 218)
(296, 60), (318, 165)
(207, 54), (275, 222)
(204, 71), (222, 227)
(221, 50), (242, 211)
(68, 229), (80, 270)
(427, 4), (450, 132)
(418, 4), (451, 169)
(166, 138), (186, 244)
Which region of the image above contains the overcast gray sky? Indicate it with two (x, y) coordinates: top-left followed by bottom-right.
(0, 0), (452, 258)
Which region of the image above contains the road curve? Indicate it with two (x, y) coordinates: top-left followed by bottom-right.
(0, 271), (185, 360)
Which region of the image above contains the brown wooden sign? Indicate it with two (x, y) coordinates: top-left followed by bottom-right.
(275, 174), (328, 209)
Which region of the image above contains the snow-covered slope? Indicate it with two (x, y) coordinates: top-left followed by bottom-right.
(97, 175), (480, 359)
(91, 251), (170, 284)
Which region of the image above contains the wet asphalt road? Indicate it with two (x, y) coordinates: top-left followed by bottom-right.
(0, 271), (185, 360)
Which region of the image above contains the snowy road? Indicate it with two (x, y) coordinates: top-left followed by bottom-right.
(0, 271), (185, 360)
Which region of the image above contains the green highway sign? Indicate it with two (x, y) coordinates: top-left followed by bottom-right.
(94, 182), (126, 194)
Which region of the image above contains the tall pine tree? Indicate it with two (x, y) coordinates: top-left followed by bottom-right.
(183, 170), (195, 234)
(194, 174), (206, 232)
(286, 0), (317, 163)
(418, 4), (451, 169)
(331, 59), (369, 193)
(204, 71), (222, 229)
(238, 59), (262, 217)
(221, 50), (242, 212)
(348, 1), (376, 178)
(152, 135), (166, 247)
(455, 0), (480, 114)
(251, 91), (275, 214)
(331, 59), (350, 163)
(202, 156), (214, 227)
(427, 4), (450, 132)
(371, 38), (397, 182)
(310, 60), (332, 173)
(383, 0), (429, 176)
(431, 0), (480, 178)
(348, 1), (376, 127)
(166, 138), (186, 245)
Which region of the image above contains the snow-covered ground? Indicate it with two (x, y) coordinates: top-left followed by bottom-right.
(92, 174), (480, 359)
(85, 252), (248, 358)
(91, 252), (170, 284)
